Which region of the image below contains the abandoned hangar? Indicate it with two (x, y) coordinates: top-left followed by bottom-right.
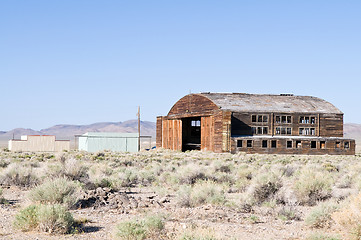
(156, 93), (355, 155)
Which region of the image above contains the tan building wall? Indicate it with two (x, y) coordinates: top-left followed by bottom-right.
(9, 135), (70, 152)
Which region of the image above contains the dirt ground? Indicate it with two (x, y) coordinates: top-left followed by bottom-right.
(0, 185), (338, 240)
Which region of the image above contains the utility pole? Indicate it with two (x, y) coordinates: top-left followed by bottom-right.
(137, 106), (140, 151)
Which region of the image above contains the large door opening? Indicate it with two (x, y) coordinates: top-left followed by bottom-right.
(182, 117), (201, 151)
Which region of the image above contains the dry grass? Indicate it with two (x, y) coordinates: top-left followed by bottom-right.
(1, 148), (361, 238)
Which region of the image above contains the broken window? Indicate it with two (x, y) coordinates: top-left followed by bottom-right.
(247, 140), (253, 148)
(300, 117), (304, 123)
(271, 140), (277, 148)
(276, 127), (281, 135)
(345, 142), (350, 149)
(311, 117), (316, 124)
(276, 116), (281, 123)
(282, 116), (287, 123)
(320, 141), (326, 149)
(287, 141), (292, 148)
(263, 127), (268, 134)
(335, 142), (341, 149)
(258, 115), (263, 122)
(252, 127), (256, 134)
(252, 115), (257, 122)
(263, 115), (268, 122)
(276, 127), (292, 135)
(262, 140), (268, 148)
(281, 128), (286, 135)
(311, 141), (317, 149)
(310, 128), (315, 136)
(296, 141), (302, 148)
(257, 127), (262, 134)
(287, 128), (292, 135)
(305, 117), (310, 124)
(237, 140), (243, 148)
(287, 116), (292, 123)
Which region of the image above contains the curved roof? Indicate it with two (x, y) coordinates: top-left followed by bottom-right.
(198, 93), (343, 114)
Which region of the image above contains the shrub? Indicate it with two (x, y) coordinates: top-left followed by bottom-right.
(306, 233), (341, 240)
(294, 168), (333, 205)
(28, 178), (80, 208)
(14, 205), (39, 231)
(37, 204), (74, 234)
(305, 201), (339, 228)
(333, 193), (361, 239)
(14, 204), (74, 234)
(0, 164), (39, 187)
(177, 181), (226, 207)
(247, 171), (282, 204)
(278, 205), (300, 221)
(114, 215), (165, 240)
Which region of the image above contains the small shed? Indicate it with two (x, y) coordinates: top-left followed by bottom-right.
(8, 135), (70, 152)
(77, 132), (139, 153)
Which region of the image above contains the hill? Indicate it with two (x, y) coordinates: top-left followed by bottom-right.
(0, 120), (156, 147)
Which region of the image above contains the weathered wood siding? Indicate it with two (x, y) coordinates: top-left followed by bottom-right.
(161, 119), (182, 151)
(319, 114), (343, 137)
(167, 94), (218, 119)
(201, 116), (214, 151)
(231, 137), (355, 155)
(156, 116), (163, 149)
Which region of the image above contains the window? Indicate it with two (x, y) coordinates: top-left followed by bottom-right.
(257, 127), (262, 134)
(276, 127), (280, 134)
(191, 120), (200, 127)
(247, 140), (253, 148)
(311, 117), (316, 124)
(287, 141), (292, 148)
(276, 127), (292, 135)
(296, 141), (302, 148)
(263, 127), (268, 134)
(336, 142), (341, 149)
(299, 117), (304, 123)
(252, 115), (269, 123)
(320, 141), (326, 149)
(300, 116), (316, 124)
(277, 115), (291, 124)
(311, 141), (317, 149)
(345, 142), (350, 149)
(305, 117), (310, 124)
(287, 128), (292, 135)
(282, 116), (287, 123)
(252, 126), (269, 135)
(271, 140), (277, 148)
(299, 128), (316, 136)
(262, 140), (268, 148)
(252, 115), (257, 122)
(276, 116), (281, 123)
(237, 140), (243, 148)
(287, 116), (292, 123)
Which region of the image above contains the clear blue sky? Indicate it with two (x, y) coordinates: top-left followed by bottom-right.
(1, 1), (360, 131)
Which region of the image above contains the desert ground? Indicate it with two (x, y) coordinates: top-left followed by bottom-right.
(1, 149), (361, 240)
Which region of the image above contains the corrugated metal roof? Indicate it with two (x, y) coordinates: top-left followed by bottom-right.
(198, 93), (342, 114)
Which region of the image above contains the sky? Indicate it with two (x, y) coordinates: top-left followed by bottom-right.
(1, 1), (360, 131)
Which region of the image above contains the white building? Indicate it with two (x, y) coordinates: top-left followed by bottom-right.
(9, 135), (70, 152)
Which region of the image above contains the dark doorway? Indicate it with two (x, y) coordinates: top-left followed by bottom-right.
(182, 117), (201, 151)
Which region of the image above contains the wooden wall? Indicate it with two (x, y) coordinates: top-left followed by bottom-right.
(231, 137), (355, 155)
(167, 94), (219, 118)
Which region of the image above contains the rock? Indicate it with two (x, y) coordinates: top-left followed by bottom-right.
(96, 187), (106, 197)
(159, 197), (169, 203)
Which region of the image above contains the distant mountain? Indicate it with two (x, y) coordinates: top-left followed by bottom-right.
(0, 120), (156, 143)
